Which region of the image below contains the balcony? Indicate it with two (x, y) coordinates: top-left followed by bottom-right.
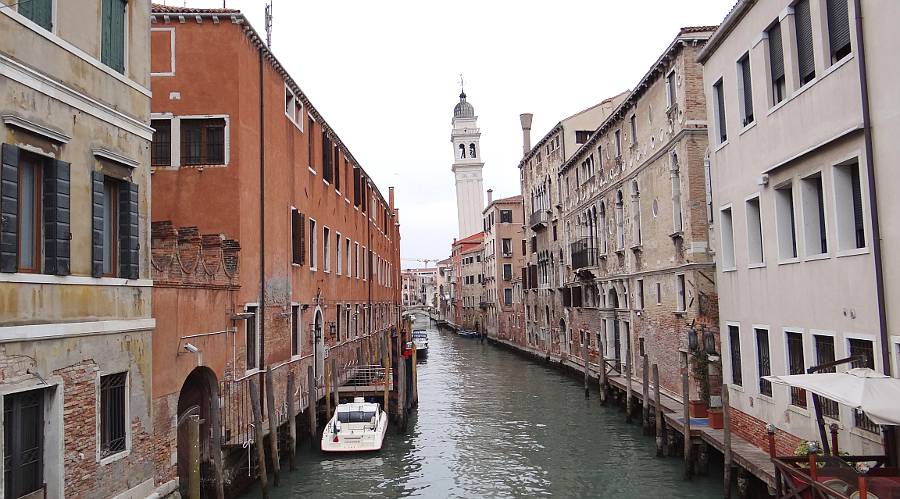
(570, 238), (599, 270)
(479, 301), (490, 309)
(529, 209), (549, 230)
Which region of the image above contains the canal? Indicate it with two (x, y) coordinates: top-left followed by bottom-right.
(242, 316), (724, 498)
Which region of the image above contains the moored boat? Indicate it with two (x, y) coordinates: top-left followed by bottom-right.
(321, 397), (388, 452)
(412, 330), (428, 357)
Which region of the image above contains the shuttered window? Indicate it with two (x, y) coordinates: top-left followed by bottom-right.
(18, 0), (52, 31)
(738, 53), (754, 125)
(795, 0), (816, 85)
(291, 208), (305, 265)
(101, 0), (127, 73)
(768, 22), (787, 103)
(91, 173), (138, 279)
(713, 79), (727, 143)
(827, 0), (851, 63)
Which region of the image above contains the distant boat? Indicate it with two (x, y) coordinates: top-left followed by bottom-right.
(412, 330), (428, 358)
(458, 330), (479, 338)
(321, 397), (388, 453)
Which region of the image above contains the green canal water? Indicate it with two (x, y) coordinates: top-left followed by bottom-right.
(241, 316), (723, 498)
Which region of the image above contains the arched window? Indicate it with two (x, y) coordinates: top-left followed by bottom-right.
(459, 143), (466, 159)
(631, 180), (642, 246)
(469, 143), (476, 158)
(615, 190), (625, 250)
(671, 151), (683, 233)
(599, 202), (607, 254)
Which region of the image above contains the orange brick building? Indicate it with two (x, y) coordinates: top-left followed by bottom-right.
(148, 5), (401, 495)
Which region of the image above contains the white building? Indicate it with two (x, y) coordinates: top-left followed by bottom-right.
(451, 89), (485, 239)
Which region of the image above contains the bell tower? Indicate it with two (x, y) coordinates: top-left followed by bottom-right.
(450, 79), (485, 238)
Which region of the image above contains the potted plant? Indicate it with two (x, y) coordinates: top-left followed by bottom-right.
(708, 406), (724, 429)
(689, 349), (710, 418)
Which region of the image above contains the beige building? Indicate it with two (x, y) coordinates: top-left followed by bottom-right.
(480, 192), (525, 341)
(699, 0), (896, 456)
(0, 1), (157, 498)
(519, 94), (625, 354)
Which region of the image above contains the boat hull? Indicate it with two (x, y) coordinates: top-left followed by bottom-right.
(321, 407), (388, 453)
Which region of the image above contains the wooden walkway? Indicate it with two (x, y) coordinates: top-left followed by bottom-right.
(487, 336), (776, 489)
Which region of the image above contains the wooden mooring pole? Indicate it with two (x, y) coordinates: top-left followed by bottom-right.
(264, 369), (280, 487)
(625, 344), (633, 424)
(682, 368), (692, 480)
(306, 366), (317, 447)
(381, 333), (390, 416)
(582, 339), (590, 398)
(249, 378), (270, 499)
(653, 364), (663, 457)
(598, 335), (608, 405)
(187, 414), (201, 499)
(411, 344), (419, 407)
(330, 357), (340, 412)
(286, 372), (297, 472)
(723, 385), (733, 498)
(324, 361), (332, 422)
(642, 355), (650, 434)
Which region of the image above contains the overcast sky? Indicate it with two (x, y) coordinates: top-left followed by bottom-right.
(165, 0), (733, 268)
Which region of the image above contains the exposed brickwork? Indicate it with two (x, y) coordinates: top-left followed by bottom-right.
(730, 406), (803, 456)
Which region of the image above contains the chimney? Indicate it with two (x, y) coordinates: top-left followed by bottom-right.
(519, 113), (533, 156)
(487, 189), (493, 205)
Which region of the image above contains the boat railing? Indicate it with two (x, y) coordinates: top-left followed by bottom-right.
(343, 364), (394, 388)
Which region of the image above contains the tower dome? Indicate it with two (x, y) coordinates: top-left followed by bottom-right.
(454, 92), (475, 119)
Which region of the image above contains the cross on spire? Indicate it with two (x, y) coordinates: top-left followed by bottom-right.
(459, 74), (465, 96)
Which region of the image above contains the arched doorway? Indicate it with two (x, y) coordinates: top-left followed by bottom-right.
(314, 307), (325, 385)
(177, 366), (219, 498)
(559, 318), (568, 353)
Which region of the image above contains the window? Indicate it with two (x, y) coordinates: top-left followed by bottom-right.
(769, 21), (787, 104)
(666, 71), (676, 108)
(834, 161), (866, 250)
(746, 197), (764, 264)
(501, 238), (512, 256)
(675, 274), (686, 312)
(18, 0), (52, 30)
(354, 242), (360, 279)
(309, 219), (317, 270)
(500, 210), (512, 223)
(245, 305), (258, 370)
(101, 0), (127, 73)
(285, 86), (297, 122)
(100, 372), (127, 458)
(335, 232), (342, 275)
(671, 153), (683, 233)
(101, 178), (119, 276)
(827, 0), (851, 63)
(713, 79), (727, 143)
(308, 117), (315, 168)
(801, 173), (827, 256)
(15, 152), (42, 273)
(291, 209), (305, 265)
(322, 132), (333, 183)
(345, 238), (351, 278)
(334, 146), (341, 191)
(614, 130), (622, 158)
(323, 227), (331, 272)
(503, 264), (512, 281)
(291, 304), (301, 356)
(656, 282), (662, 305)
(575, 130), (592, 144)
(729, 325), (743, 386)
(738, 53), (754, 126)
(504, 288), (513, 305)
(786, 331), (807, 407)
(849, 338), (879, 432)
(362, 246), (367, 280)
(776, 183), (798, 259)
(720, 207), (735, 268)
(90, 173), (138, 279)
(469, 143), (477, 158)
(3, 388), (44, 498)
(181, 118), (225, 165)
(631, 180), (641, 246)
(615, 191), (624, 250)
(336, 304), (342, 342)
(636, 279), (644, 310)
(795, 0), (816, 85)
(630, 115), (637, 145)
(151, 119), (171, 166)
(814, 334), (840, 419)
(756, 328), (772, 396)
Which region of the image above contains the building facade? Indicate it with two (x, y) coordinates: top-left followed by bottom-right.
(0, 1), (157, 498)
(148, 6), (402, 494)
(451, 91), (485, 239)
(559, 26), (718, 403)
(481, 193), (525, 341)
(450, 233), (483, 329)
(699, 0), (895, 455)
(519, 95), (625, 354)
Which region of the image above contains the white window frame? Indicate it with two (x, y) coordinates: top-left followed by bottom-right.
(95, 369), (131, 465)
(675, 273), (686, 313)
(720, 204), (736, 270)
(725, 321), (743, 388)
(745, 194), (765, 267)
(752, 324), (773, 399)
(323, 226), (331, 273)
(775, 180), (800, 263)
(244, 303), (261, 374)
(354, 242), (360, 280)
(345, 238), (352, 279)
(666, 70), (676, 109)
(800, 170), (829, 258)
(335, 231), (342, 275)
(782, 327), (809, 410)
(154, 114), (231, 168)
(309, 218), (318, 271)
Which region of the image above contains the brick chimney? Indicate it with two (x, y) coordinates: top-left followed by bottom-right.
(520, 113), (533, 156)
(487, 189), (493, 205)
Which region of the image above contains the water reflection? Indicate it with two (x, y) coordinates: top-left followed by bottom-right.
(242, 316), (722, 498)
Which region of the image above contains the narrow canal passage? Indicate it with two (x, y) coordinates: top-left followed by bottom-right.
(243, 316), (723, 498)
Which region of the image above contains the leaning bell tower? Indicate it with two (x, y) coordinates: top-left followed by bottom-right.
(450, 82), (485, 239)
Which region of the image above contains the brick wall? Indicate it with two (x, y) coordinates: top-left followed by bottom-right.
(730, 406), (803, 456)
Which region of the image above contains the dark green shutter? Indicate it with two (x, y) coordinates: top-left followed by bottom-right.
(795, 0), (816, 83)
(769, 23), (785, 82)
(119, 182), (139, 279)
(19, 0), (53, 31)
(740, 55), (754, 124)
(101, 0), (126, 73)
(0, 144), (19, 273)
(43, 160), (71, 276)
(91, 172), (105, 277)
(827, 0), (851, 60)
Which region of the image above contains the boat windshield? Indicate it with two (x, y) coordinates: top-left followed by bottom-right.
(337, 411), (377, 423)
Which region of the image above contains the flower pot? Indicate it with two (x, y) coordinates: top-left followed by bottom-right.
(689, 400), (708, 418)
(708, 408), (724, 429)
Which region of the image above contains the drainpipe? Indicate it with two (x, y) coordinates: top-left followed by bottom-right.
(853, 0), (896, 465)
(258, 47), (267, 394)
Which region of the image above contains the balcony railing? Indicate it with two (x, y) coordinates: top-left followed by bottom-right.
(570, 238), (599, 270)
(529, 210), (549, 229)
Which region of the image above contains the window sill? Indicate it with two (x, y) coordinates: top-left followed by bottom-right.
(308, 167), (317, 175)
(310, 267), (318, 272)
(803, 253), (831, 262)
(850, 426), (882, 443)
(787, 404), (810, 418)
(756, 393), (775, 405)
(720, 266), (737, 273)
(99, 448), (131, 466)
(674, 310), (686, 317)
(767, 54), (855, 119)
(739, 120), (757, 136)
(630, 244), (642, 252)
(836, 247), (869, 258)
(669, 231), (684, 240)
(714, 140), (729, 153)
(747, 262), (765, 269)
(777, 257), (801, 266)
(729, 384), (745, 394)
(0, 273), (153, 287)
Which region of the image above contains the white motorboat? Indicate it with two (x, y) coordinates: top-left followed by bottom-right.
(321, 397), (388, 453)
(412, 330), (428, 357)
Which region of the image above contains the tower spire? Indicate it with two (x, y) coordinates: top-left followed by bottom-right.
(459, 74), (465, 98)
